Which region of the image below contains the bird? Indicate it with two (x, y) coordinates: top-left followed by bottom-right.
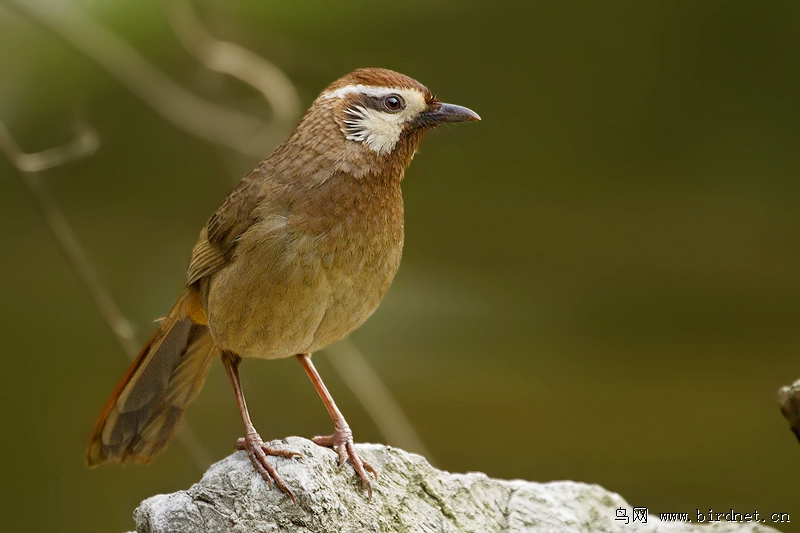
(86, 68), (480, 500)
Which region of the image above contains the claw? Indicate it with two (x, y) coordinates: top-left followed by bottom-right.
(312, 421), (376, 498)
(236, 430), (299, 503)
(365, 462), (378, 481)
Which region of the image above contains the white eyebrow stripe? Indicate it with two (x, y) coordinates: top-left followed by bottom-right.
(322, 84), (406, 99)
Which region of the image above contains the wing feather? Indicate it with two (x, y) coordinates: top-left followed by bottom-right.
(187, 174), (264, 286)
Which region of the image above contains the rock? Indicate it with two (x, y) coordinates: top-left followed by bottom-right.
(778, 378), (800, 442)
(134, 437), (778, 533)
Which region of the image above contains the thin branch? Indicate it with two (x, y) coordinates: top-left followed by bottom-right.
(161, 0), (300, 126)
(0, 119), (213, 470)
(0, 122), (138, 348)
(0, 119), (100, 172)
(324, 338), (436, 464)
(7, 0), (287, 157)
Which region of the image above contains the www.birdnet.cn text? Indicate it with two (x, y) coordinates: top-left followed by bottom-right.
(614, 507), (790, 525)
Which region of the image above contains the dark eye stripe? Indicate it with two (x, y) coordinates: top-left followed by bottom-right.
(363, 95), (388, 112)
(351, 94), (404, 113)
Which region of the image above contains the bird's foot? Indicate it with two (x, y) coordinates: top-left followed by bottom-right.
(312, 420), (377, 498)
(236, 428), (301, 502)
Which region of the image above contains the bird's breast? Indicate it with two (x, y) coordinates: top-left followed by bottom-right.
(207, 176), (404, 359)
(301, 186), (404, 350)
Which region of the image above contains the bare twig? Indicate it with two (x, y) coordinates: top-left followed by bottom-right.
(7, 0), (287, 157)
(161, 0), (300, 126)
(324, 338), (436, 464)
(779, 378), (800, 443)
(0, 119), (100, 172)
(0, 119), (213, 470)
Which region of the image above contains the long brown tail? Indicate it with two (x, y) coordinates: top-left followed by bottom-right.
(87, 288), (216, 467)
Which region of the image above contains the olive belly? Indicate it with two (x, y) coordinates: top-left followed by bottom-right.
(205, 234), (402, 359)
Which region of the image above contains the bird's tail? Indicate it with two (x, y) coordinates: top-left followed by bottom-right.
(86, 287), (216, 467)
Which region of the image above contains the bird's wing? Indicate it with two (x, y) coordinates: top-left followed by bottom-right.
(187, 174), (263, 286)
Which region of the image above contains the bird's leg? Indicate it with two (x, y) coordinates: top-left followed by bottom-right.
(222, 351), (300, 501)
(296, 353), (377, 497)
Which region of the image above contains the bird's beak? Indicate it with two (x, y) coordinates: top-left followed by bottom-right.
(418, 102), (481, 127)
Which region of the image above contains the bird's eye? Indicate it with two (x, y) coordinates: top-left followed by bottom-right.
(383, 95), (404, 112)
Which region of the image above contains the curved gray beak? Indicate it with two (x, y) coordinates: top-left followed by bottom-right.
(418, 102), (481, 127)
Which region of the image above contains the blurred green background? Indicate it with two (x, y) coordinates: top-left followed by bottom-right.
(1, 0), (798, 531)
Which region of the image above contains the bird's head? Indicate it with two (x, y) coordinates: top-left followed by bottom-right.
(274, 68), (479, 179)
(321, 68), (480, 156)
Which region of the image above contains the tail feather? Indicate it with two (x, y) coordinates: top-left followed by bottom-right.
(87, 289), (216, 467)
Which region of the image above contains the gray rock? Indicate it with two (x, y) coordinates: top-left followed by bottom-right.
(134, 437), (778, 533)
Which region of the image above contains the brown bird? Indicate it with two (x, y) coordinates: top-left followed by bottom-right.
(86, 68), (479, 499)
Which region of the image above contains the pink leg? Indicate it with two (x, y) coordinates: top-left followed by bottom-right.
(296, 353), (377, 497)
(222, 352), (300, 502)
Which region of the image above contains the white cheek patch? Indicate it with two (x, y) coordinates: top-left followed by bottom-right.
(322, 85), (429, 155)
(342, 105), (404, 155)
